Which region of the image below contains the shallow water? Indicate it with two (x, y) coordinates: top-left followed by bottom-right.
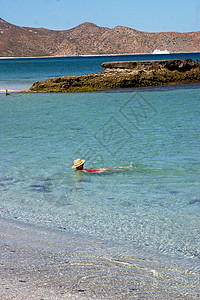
(0, 88), (199, 265)
(0, 217), (199, 299)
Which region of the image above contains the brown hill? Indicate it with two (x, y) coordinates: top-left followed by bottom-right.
(0, 18), (200, 57)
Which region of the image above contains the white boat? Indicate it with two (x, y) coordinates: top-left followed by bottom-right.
(151, 49), (170, 54)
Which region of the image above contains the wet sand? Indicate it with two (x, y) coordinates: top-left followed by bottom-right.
(0, 217), (199, 299)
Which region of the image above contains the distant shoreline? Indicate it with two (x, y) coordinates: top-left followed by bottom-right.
(1, 51), (200, 60)
(0, 88), (29, 93)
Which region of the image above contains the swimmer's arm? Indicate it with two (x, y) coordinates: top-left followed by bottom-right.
(118, 165), (133, 169)
(112, 165), (133, 171)
(99, 166), (132, 172)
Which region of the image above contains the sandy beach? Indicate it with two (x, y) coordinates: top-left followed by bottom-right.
(0, 217), (199, 299)
(0, 218), (115, 300)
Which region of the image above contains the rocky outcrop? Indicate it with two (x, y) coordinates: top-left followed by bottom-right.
(28, 59), (200, 93)
(1, 18), (200, 57)
(101, 59), (200, 72)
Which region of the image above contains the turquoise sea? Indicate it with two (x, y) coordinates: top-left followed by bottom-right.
(0, 53), (200, 297)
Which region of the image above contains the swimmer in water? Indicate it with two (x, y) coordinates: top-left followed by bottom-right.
(72, 158), (131, 173)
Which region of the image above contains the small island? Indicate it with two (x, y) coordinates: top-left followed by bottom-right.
(28, 59), (200, 93)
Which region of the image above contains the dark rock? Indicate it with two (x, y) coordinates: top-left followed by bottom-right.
(101, 59), (200, 72)
(188, 199), (200, 205)
(27, 59), (200, 93)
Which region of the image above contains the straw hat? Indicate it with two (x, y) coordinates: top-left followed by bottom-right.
(72, 158), (85, 169)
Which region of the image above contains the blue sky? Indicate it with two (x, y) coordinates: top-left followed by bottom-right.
(1, 0), (200, 32)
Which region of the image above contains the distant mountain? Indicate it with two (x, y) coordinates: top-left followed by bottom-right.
(0, 18), (200, 57)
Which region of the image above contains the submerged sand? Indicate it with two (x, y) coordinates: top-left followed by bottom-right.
(0, 218), (199, 299)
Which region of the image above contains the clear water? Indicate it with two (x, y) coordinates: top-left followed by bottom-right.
(1, 89), (200, 256)
(0, 54), (200, 296)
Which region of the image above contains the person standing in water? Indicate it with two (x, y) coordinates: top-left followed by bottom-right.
(6, 89), (10, 96)
(72, 158), (131, 173)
